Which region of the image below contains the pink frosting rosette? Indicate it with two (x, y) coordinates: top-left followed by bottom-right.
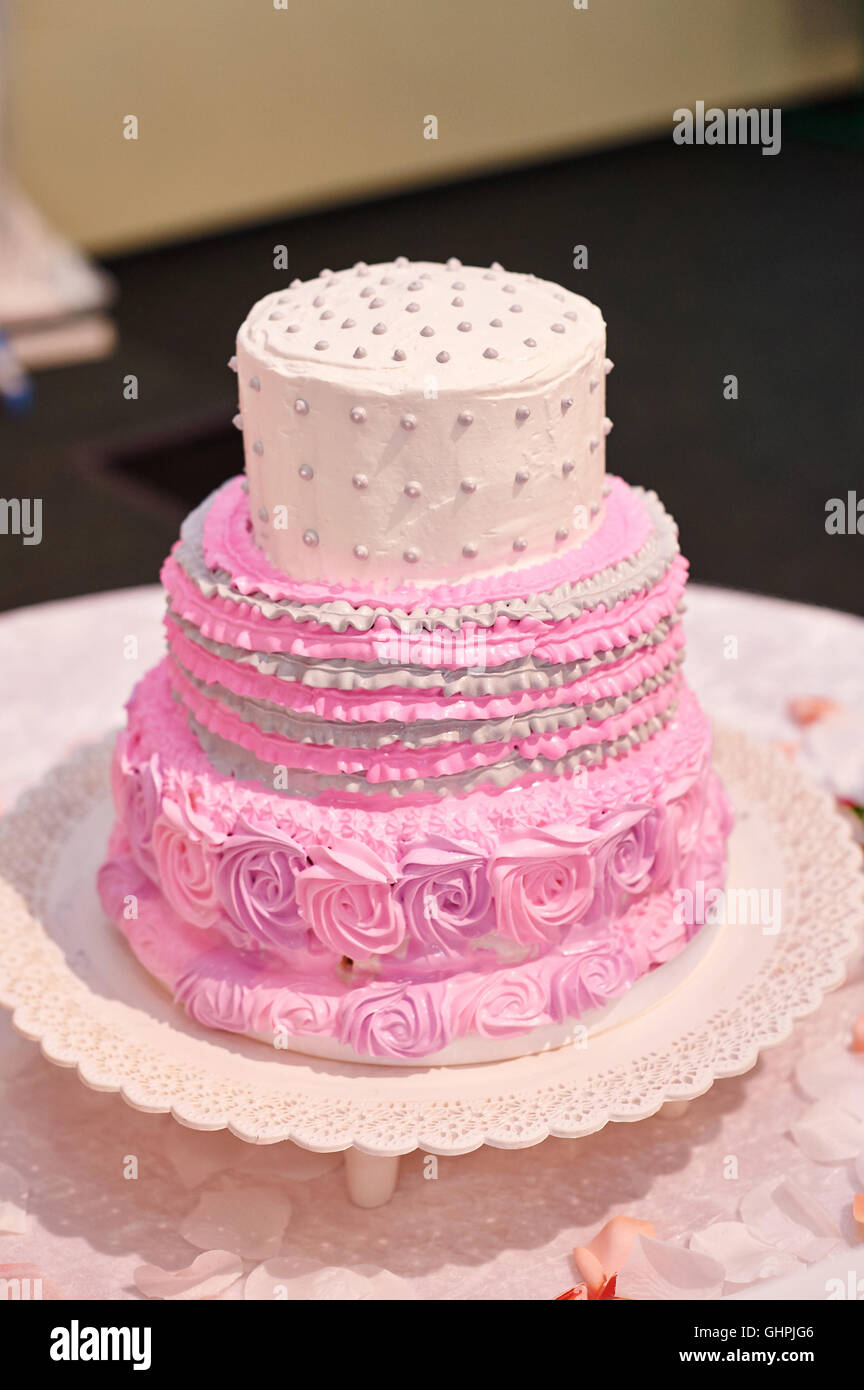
(450, 968), (551, 1039)
(174, 949), (270, 1034)
(151, 791), (223, 929)
(338, 980), (447, 1058)
(584, 805), (662, 925)
(215, 818), (309, 958)
(489, 823), (605, 946)
(549, 941), (636, 1022)
(270, 985), (341, 1039)
(395, 836), (496, 953)
(295, 839), (405, 958)
(112, 740), (163, 882)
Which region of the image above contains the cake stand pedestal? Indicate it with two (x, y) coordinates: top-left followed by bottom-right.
(0, 728), (861, 1209)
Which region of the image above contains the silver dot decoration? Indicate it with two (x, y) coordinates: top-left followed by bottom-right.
(354, 543), (369, 560)
(452, 280), (465, 290)
(393, 348), (406, 361)
(241, 478), (249, 493)
(232, 413), (243, 430)
(462, 542), (478, 558)
(406, 302), (420, 313)
(320, 309), (334, 320)
(258, 506), (269, 522)
(403, 547), (420, 563)
(314, 340), (329, 351)
(524, 338), (537, 347)
(381, 275), (394, 285)
(461, 477), (477, 493)
(252, 440), (264, 455)
(352, 473), (369, 489)
(451, 297), (463, 307)
(436, 351), (450, 363)
(555, 526), (569, 542)
(370, 297), (385, 309)
(407, 281), (423, 292)
(372, 322), (387, 334)
(489, 318), (502, 328)
(589, 436), (600, 452)
(457, 321), (471, 332)
(446, 257), (462, 270)
(313, 295), (324, 308)
(509, 304), (522, 313)
(514, 468), (530, 484)
(250, 376), (261, 391)
(515, 406), (530, 421)
(589, 377), (599, 392)
(303, 529), (319, 547)
(420, 325), (435, 337)
(395, 256), (408, 267)
(342, 318), (355, 328)
(400, 414), (417, 430)
(360, 286), (374, 298)
(483, 347), (499, 358)
(603, 417), (613, 435)
(551, 323), (565, 333)
(604, 357), (615, 374)
(290, 278), (301, 287)
(564, 311), (579, 321)
(285, 324), (300, 333)
(457, 410), (473, 425)
(228, 355), (238, 372)
(294, 399), (309, 414)
(354, 347), (367, 359)
(298, 464), (314, 480)
(561, 397), (573, 412)
(513, 536), (528, 551)
(350, 406), (367, 423)
(268, 310), (284, 321)
(562, 459), (575, 476)
(404, 481), (422, 498)
(502, 284), (516, 294)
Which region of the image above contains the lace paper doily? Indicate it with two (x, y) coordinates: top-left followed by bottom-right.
(0, 729), (860, 1156)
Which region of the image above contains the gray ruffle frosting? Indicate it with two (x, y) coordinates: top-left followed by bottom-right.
(168, 607), (684, 697)
(174, 484), (679, 633)
(185, 698), (680, 798)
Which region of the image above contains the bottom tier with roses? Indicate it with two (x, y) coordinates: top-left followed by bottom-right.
(98, 663), (732, 1064)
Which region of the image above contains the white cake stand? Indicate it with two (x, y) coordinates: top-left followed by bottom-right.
(0, 727), (860, 1208)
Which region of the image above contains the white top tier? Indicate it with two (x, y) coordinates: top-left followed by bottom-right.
(235, 258), (609, 588)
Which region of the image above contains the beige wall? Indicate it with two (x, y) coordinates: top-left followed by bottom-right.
(6, 0), (862, 253)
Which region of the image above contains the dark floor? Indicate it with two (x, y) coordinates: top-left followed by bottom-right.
(1, 100), (862, 616)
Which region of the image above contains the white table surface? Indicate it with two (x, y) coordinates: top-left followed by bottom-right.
(0, 583), (863, 1301)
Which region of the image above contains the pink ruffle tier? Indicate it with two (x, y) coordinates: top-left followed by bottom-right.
(99, 475), (733, 1062)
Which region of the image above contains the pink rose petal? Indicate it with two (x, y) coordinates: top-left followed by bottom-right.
(162, 1126), (251, 1189)
(245, 1256), (414, 1301)
(689, 1222), (801, 1285)
(180, 1186), (292, 1261)
(852, 1015), (864, 1054)
(739, 1177), (841, 1263)
(786, 696), (840, 728)
(134, 1250), (244, 1300)
(574, 1214), (655, 1293)
(0, 1162), (27, 1235)
(0, 1262), (65, 1300)
(615, 1235), (724, 1301)
(791, 1100), (864, 1162)
(795, 1047), (864, 1119)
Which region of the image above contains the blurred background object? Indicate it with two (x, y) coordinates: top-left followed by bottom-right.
(0, 0), (861, 613)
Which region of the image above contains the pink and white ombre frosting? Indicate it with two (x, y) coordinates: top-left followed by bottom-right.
(98, 263), (733, 1063)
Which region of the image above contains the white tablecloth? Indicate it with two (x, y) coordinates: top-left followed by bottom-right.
(1, 584), (862, 1300)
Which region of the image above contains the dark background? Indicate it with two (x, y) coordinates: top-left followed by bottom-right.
(1, 98), (862, 616)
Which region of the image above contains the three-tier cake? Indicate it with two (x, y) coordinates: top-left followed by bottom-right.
(98, 258), (732, 1065)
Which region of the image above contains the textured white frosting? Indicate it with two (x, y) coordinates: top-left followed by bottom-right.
(235, 259), (609, 587)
